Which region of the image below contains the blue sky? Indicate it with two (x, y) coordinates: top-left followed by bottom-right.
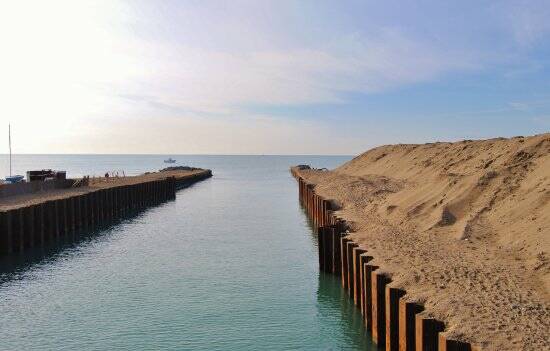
(0, 0), (549, 154)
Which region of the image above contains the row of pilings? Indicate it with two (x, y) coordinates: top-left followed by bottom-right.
(0, 172), (211, 256)
(293, 172), (480, 351)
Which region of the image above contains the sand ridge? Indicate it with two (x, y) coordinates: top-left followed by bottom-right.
(297, 133), (550, 350)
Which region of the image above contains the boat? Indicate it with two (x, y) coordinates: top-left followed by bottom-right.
(5, 124), (25, 183)
(164, 157), (176, 164)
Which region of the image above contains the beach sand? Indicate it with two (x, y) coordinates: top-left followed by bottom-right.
(296, 133), (549, 350)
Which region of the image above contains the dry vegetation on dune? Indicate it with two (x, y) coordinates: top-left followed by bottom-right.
(299, 133), (550, 350)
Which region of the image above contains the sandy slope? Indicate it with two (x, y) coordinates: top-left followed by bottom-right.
(298, 133), (549, 350)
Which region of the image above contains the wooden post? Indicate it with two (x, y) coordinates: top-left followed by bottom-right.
(364, 263), (379, 332)
(385, 286), (406, 351)
(171, 177), (176, 199)
(57, 199), (66, 239)
(96, 190), (103, 226)
(75, 195), (82, 232)
(140, 183), (144, 207)
(415, 315), (445, 351)
(317, 226), (325, 271)
(371, 270), (389, 344)
(144, 182), (149, 205)
(125, 185), (130, 213)
(332, 227), (342, 276)
(89, 192), (96, 229)
(13, 208), (24, 252)
(0, 211), (13, 254)
(67, 197), (75, 237)
(35, 203), (45, 247)
(44, 201), (55, 243)
(360, 254), (374, 316)
(114, 187), (120, 218)
(112, 187), (117, 219)
(82, 194), (89, 232)
(139, 183), (144, 207)
(102, 189), (107, 223)
(105, 189), (111, 224)
(74, 196), (79, 233)
(156, 180), (160, 203)
(23, 206), (35, 249)
(398, 299), (423, 351)
(321, 200), (326, 226)
(119, 187), (125, 216)
(130, 185), (135, 210)
(341, 237), (350, 288)
(323, 226), (333, 272)
(353, 247), (367, 306)
(346, 241), (358, 298)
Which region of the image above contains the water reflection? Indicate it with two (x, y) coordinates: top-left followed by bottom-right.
(0, 207), (154, 282)
(317, 272), (374, 350)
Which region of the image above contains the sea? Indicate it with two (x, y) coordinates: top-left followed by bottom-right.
(0, 155), (375, 350)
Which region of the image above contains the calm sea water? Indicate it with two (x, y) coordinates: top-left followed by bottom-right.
(0, 155), (375, 350)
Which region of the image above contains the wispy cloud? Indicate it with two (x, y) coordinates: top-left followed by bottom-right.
(1, 0), (549, 154)
(115, 26), (482, 117)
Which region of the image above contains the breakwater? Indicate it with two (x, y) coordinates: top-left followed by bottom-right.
(292, 167), (480, 351)
(0, 170), (212, 255)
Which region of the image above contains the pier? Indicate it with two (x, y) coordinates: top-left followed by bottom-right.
(291, 167), (480, 351)
(0, 169), (212, 255)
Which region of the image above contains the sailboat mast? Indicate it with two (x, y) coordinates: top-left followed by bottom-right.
(9, 123), (12, 177)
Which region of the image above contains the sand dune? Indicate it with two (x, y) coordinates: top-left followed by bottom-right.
(298, 133), (549, 350)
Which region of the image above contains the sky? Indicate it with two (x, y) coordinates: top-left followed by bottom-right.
(0, 0), (549, 155)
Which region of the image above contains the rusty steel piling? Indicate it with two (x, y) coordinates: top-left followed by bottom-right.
(292, 170), (481, 351)
(0, 171), (212, 256)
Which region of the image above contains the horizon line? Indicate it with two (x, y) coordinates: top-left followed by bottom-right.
(0, 153), (355, 157)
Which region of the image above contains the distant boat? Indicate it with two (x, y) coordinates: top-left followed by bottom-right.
(164, 157), (176, 164)
(5, 124), (25, 183)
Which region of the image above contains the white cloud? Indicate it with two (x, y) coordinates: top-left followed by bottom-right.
(115, 28), (481, 116)
(0, 1), (503, 154)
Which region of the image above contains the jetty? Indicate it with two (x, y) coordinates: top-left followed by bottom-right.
(291, 168), (478, 351)
(291, 133), (550, 351)
(0, 169), (212, 255)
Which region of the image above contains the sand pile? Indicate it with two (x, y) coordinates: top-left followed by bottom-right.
(298, 133), (549, 350)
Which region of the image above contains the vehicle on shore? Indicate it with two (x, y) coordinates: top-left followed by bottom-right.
(4, 175), (24, 183)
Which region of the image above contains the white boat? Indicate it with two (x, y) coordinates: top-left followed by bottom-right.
(164, 157), (176, 164)
(5, 124), (24, 183)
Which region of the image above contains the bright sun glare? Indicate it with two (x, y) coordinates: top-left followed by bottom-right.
(0, 1), (136, 149)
